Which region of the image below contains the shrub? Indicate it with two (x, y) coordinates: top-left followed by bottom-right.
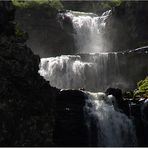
(12, 0), (63, 10)
(134, 76), (148, 98)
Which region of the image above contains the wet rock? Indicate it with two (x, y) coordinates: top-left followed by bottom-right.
(105, 88), (130, 116)
(105, 88), (124, 108)
(53, 90), (89, 146)
(142, 99), (148, 122)
(130, 99), (148, 146)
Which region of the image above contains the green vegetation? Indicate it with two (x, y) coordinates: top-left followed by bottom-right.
(12, 0), (64, 18)
(134, 76), (148, 98)
(12, 0), (123, 13)
(60, 0), (123, 13)
(110, 0), (123, 7)
(12, 0), (63, 10)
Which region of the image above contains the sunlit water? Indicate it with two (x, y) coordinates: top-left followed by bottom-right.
(39, 10), (138, 146)
(64, 10), (111, 53)
(39, 53), (124, 91)
(83, 91), (137, 146)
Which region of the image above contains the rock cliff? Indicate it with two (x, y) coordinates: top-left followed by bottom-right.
(0, 1), (59, 146)
(15, 4), (75, 57)
(105, 1), (148, 51)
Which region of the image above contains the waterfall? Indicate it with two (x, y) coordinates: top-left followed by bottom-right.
(39, 55), (96, 90)
(39, 53), (118, 91)
(39, 52), (148, 91)
(63, 10), (111, 53)
(38, 9), (147, 146)
(83, 91), (137, 146)
(39, 52), (141, 91)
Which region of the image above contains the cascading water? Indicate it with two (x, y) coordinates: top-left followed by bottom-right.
(39, 51), (147, 91)
(83, 92), (137, 146)
(39, 53), (122, 91)
(39, 55), (95, 90)
(64, 10), (111, 53)
(38, 10), (144, 146)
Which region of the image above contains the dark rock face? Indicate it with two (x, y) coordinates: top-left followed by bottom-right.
(0, 1), (15, 35)
(106, 88), (123, 101)
(130, 99), (148, 146)
(105, 1), (148, 51)
(15, 5), (75, 57)
(53, 90), (89, 146)
(0, 1), (59, 146)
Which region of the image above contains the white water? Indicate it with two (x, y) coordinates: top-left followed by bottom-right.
(84, 92), (137, 146)
(39, 53), (125, 91)
(39, 55), (95, 90)
(39, 10), (138, 146)
(65, 10), (111, 53)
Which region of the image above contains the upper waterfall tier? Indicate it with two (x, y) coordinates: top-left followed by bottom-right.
(58, 10), (111, 53)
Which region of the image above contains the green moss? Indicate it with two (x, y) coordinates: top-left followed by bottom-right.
(12, 0), (63, 10)
(49, 0), (63, 10)
(134, 76), (148, 98)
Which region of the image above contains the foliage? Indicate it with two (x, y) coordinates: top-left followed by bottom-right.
(12, 0), (63, 10)
(99, 0), (123, 10)
(61, 0), (123, 14)
(110, 0), (123, 7)
(134, 77), (148, 98)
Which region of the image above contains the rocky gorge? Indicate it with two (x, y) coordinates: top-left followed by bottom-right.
(0, 0), (148, 147)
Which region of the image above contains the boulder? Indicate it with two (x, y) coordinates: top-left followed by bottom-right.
(105, 88), (130, 116)
(53, 90), (89, 146)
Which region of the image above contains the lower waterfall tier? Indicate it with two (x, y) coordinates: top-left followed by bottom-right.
(54, 89), (137, 146)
